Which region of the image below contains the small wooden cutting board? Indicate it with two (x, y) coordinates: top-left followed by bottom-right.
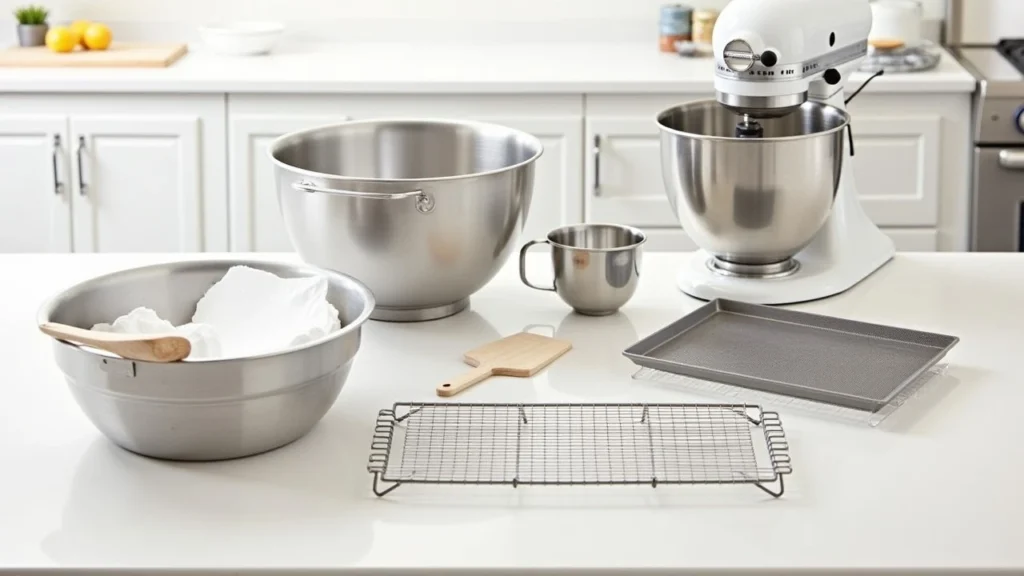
(437, 332), (572, 397)
(0, 42), (187, 68)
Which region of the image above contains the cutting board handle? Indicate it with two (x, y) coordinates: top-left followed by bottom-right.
(437, 365), (494, 397)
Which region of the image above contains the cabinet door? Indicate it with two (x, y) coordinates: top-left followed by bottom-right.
(473, 116), (583, 242)
(70, 116), (202, 253)
(0, 116), (71, 252)
(849, 115), (942, 226)
(585, 117), (676, 227)
(228, 115), (347, 252)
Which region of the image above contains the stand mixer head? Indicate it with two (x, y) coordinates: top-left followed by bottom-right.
(656, 0), (895, 303)
(712, 0), (872, 121)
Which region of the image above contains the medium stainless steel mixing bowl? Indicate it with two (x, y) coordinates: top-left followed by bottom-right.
(657, 100), (849, 268)
(269, 118), (543, 322)
(37, 259), (375, 461)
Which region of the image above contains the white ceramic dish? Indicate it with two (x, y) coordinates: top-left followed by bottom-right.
(199, 21), (284, 56)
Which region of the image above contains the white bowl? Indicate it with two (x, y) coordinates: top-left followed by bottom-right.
(200, 21), (284, 56)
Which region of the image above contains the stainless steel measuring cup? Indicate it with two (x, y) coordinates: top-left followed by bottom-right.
(519, 224), (646, 316)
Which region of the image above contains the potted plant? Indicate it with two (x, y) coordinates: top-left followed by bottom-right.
(13, 5), (49, 47)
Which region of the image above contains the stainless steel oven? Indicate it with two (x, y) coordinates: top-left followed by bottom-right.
(969, 92), (1024, 251)
(953, 42), (1024, 251)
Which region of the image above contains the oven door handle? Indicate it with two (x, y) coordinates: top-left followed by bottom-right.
(999, 150), (1024, 170)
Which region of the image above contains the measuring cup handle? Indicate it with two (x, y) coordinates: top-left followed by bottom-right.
(519, 239), (555, 292)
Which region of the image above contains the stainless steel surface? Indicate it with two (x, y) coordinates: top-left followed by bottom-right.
(953, 47), (1024, 99)
(723, 39), (757, 72)
(592, 135), (601, 197)
(707, 256), (800, 278)
(972, 147), (1024, 250)
(16, 24), (47, 47)
(519, 224), (646, 316)
(368, 402), (792, 498)
(657, 100), (848, 266)
(623, 299), (960, 413)
(715, 93), (808, 119)
(968, 95), (1024, 144)
(75, 135), (87, 196)
(999, 149), (1024, 169)
(51, 134), (62, 196)
(36, 259), (375, 461)
(270, 118), (542, 323)
(370, 299), (469, 322)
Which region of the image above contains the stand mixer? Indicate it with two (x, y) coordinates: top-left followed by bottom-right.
(657, 0), (895, 304)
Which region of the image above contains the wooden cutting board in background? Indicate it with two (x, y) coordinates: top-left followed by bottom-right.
(0, 42), (187, 68)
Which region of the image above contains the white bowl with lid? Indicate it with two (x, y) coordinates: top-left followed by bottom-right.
(199, 21), (285, 56)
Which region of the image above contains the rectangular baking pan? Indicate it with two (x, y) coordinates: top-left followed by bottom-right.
(623, 299), (959, 412)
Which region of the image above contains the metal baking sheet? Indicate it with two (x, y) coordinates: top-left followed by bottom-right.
(623, 299), (959, 412)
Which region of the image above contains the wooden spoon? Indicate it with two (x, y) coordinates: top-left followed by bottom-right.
(39, 322), (191, 363)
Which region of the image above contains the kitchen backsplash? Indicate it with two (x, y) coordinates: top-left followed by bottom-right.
(0, 0), (948, 43)
(0, 0), (947, 24)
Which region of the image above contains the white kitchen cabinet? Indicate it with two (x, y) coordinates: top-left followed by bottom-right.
(847, 115), (942, 226)
(585, 117), (676, 227)
(0, 94), (227, 253)
(71, 116), (202, 253)
(229, 114), (347, 252)
(584, 92), (971, 251)
(0, 115), (71, 252)
(227, 94), (584, 251)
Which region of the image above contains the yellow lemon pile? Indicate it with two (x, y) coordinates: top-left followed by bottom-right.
(45, 20), (112, 53)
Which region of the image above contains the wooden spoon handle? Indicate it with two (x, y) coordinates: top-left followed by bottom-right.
(436, 365), (494, 397)
(39, 322), (191, 363)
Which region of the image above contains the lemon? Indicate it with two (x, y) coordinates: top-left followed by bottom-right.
(83, 23), (112, 51)
(69, 20), (91, 46)
(45, 26), (77, 53)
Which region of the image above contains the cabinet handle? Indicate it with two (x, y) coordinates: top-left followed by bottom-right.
(51, 134), (63, 195)
(999, 149), (1024, 170)
(592, 134), (601, 197)
(76, 135), (88, 196)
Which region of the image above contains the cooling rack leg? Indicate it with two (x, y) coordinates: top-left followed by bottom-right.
(754, 476), (785, 498)
(372, 473), (403, 497)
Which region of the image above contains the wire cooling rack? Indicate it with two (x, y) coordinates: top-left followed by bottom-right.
(367, 402), (792, 498)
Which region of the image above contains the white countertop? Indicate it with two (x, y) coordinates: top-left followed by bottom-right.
(0, 42), (977, 94)
(1, 251), (1021, 574)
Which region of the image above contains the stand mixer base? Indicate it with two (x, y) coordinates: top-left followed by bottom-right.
(678, 243), (894, 305)
(708, 257), (800, 279)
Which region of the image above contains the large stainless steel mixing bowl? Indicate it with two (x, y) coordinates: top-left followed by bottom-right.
(37, 259), (375, 461)
(657, 100), (849, 270)
(270, 118), (543, 322)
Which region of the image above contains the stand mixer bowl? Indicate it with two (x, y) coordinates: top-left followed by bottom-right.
(657, 100), (850, 276)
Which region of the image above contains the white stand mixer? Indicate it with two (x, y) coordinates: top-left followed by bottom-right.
(674, 0), (895, 304)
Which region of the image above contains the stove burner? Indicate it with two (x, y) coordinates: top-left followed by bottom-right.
(997, 39), (1024, 75)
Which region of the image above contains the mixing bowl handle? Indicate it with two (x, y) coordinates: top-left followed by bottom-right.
(519, 239), (556, 292)
(292, 180), (435, 214)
